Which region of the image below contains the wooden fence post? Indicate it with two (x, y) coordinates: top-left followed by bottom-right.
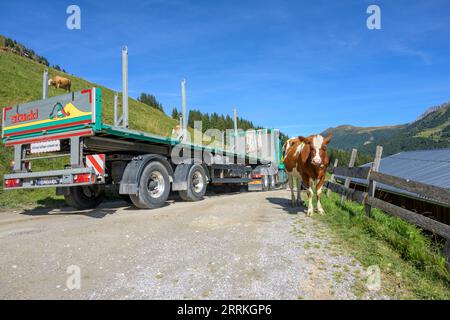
(341, 148), (357, 202)
(327, 158), (339, 197)
(365, 145), (383, 217)
(444, 239), (450, 265)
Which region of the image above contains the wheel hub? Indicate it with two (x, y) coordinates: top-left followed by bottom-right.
(192, 171), (204, 193)
(147, 171), (165, 198)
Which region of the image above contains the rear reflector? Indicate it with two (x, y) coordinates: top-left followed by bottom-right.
(5, 179), (22, 188)
(73, 173), (92, 184)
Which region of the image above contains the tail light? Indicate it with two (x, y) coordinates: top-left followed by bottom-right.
(74, 173), (92, 183)
(5, 179), (22, 188)
(252, 173), (262, 179)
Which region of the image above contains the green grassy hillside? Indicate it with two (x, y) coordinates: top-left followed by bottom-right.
(0, 50), (179, 135)
(0, 50), (180, 208)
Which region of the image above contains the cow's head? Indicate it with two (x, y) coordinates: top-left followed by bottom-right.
(298, 134), (332, 167)
(48, 79), (54, 86)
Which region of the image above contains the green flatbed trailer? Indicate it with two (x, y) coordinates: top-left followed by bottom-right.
(2, 88), (281, 209)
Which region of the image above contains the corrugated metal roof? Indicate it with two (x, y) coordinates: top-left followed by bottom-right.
(336, 148), (450, 204)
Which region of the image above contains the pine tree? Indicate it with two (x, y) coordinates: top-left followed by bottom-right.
(137, 93), (165, 113)
(171, 107), (179, 120)
(202, 113), (211, 131)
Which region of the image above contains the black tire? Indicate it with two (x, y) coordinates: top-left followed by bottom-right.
(130, 161), (170, 209)
(178, 164), (207, 201)
(64, 185), (105, 210)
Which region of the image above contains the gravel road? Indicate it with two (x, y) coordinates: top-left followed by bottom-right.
(0, 189), (386, 299)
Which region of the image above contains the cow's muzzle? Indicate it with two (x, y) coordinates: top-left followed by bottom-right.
(312, 158), (322, 166)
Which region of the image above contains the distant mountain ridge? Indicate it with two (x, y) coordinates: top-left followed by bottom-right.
(416, 102), (450, 121)
(321, 125), (405, 151)
(322, 103), (449, 156)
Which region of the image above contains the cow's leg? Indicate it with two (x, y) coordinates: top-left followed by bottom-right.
(288, 174), (295, 207)
(316, 177), (325, 215)
(303, 176), (314, 216)
(296, 178), (302, 206)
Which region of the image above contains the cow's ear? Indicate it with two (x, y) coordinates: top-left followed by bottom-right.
(299, 136), (312, 144)
(301, 143), (310, 164)
(323, 134), (333, 145)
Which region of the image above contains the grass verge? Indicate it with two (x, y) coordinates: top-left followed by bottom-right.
(317, 192), (450, 299)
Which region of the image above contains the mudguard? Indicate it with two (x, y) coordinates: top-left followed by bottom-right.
(119, 154), (173, 195)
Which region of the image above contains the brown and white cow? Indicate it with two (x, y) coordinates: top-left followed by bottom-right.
(283, 134), (332, 216)
(48, 75), (71, 92)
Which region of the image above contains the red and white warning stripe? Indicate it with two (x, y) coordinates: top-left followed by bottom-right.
(86, 154), (105, 176)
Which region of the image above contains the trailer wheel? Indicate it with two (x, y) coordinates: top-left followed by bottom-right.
(130, 161), (170, 209)
(64, 185), (105, 210)
(262, 175), (269, 191)
(269, 175), (275, 190)
(179, 164), (207, 201)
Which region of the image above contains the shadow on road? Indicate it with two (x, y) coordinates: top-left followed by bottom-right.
(20, 200), (128, 219)
(266, 197), (306, 215)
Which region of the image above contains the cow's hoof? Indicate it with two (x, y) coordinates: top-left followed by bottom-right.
(306, 209), (314, 216)
(318, 209), (325, 215)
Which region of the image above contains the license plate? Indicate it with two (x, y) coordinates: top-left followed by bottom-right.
(249, 180), (262, 185)
(35, 178), (60, 186)
(30, 140), (60, 154)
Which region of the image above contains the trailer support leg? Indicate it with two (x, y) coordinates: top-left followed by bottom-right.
(13, 145), (24, 172)
(70, 136), (83, 168)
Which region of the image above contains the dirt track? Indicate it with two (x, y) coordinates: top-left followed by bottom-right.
(0, 190), (386, 299)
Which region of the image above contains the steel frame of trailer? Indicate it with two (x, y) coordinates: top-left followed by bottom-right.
(2, 87), (277, 209)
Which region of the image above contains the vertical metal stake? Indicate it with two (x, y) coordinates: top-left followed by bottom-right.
(122, 46), (129, 128)
(233, 107), (238, 152)
(181, 79), (187, 141)
(114, 92), (119, 126)
(42, 69), (48, 99)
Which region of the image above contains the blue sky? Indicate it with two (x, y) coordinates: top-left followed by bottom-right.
(1, 0), (450, 136)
